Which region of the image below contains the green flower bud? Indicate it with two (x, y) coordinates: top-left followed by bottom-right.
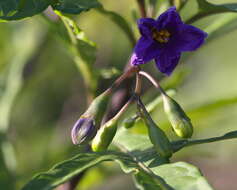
(84, 93), (110, 128)
(91, 118), (118, 152)
(122, 116), (137, 129)
(71, 92), (110, 145)
(137, 98), (173, 158)
(143, 117), (173, 158)
(162, 94), (193, 138)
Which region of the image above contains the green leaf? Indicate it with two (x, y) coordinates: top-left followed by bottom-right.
(205, 14), (237, 42)
(197, 1), (237, 13)
(22, 150), (173, 190)
(134, 171), (163, 190)
(56, 13), (98, 93)
(96, 7), (136, 46)
(151, 162), (213, 190)
(188, 96), (237, 119)
(22, 136), (213, 190)
(22, 152), (135, 190)
(52, 0), (101, 14)
(114, 128), (213, 190)
(186, 1), (237, 24)
(0, 0), (50, 21)
(134, 161), (213, 190)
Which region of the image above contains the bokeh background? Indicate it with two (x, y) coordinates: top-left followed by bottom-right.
(0, 0), (237, 189)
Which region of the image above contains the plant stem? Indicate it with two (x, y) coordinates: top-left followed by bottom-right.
(113, 96), (135, 121)
(138, 71), (166, 95)
(58, 14), (97, 102)
(172, 130), (237, 152)
(135, 72), (142, 95)
(137, 0), (147, 18)
(185, 12), (209, 24)
(186, 10), (228, 24)
(105, 66), (140, 95)
(110, 71), (142, 121)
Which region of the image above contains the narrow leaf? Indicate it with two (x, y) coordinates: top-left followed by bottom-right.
(52, 0), (101, 14)
(22, 152), (135, 190)
(197, 0), (237, 13)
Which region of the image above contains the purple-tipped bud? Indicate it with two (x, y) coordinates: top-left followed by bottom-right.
(71, 117), (97, 145)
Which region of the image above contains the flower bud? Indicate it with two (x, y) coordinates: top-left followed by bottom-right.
(162, 94), (193, 138)
(91, 118), (118, 152)
(143, 117), (173, 158)
(137, 98), (173, 158)
(122, 116), (137, 129)
(71, 117), (96, 145)
(71, 92), (110, 145)
(84, 93), (110, 127)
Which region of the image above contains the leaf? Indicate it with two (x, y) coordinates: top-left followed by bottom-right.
(197, 0), (237, 13)
(96, 7), (136, 46)
(22, 150), (172, 190)
(150, 162), (213, 190)
(186, 1), (237, 23)
(22, 152), (136, 190)
(114, 129), (214, 190)
(52, 0), (101, 14)
(134, 171), (162, 190)
(56, 13), (98, 93)
(188, 96), (237, 119)
(22, 134), (213, 190)
(134, 161), (213, 190)
(205, 14), (237, 42)
(0, 0), (50, 21)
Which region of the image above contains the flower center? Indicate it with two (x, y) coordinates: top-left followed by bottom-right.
(152, 28), (171, 43)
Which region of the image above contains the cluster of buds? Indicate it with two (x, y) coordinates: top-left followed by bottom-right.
(70, 64), (194, 161)
(71, 66), (139, 151)
(70, 6), (206, 158)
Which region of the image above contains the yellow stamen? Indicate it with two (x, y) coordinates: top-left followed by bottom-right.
(152, 28), (171, 43)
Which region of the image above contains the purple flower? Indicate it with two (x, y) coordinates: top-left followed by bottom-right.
(131, 7), (208, 75)
(71, 117), (97, 145)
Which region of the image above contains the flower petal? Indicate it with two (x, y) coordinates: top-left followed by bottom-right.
(156, 6), (183, 33)
(138, 18), (157, 38)
(130, 53), (145, 65)
(134, 36), (162, 63)
(177, 24), (208, 51)
(155, 53), (181, 75)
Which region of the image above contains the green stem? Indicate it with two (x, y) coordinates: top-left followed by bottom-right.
(96, 8), (136, 47)
(186, 10), (229, 24)
(172, 130), (237, 152)
(186, 12), (210, 24)
(58, 14), (97, 101)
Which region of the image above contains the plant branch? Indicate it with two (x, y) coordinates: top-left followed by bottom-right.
(137, 0), (147, 18)
(172, 130), (237, 152)
(139, 71), (166, 95)
(186, 10), (228, 24)
(104, 66), (139, 95)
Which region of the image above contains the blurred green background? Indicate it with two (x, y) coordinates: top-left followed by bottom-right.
(0, 0), (237, 189)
